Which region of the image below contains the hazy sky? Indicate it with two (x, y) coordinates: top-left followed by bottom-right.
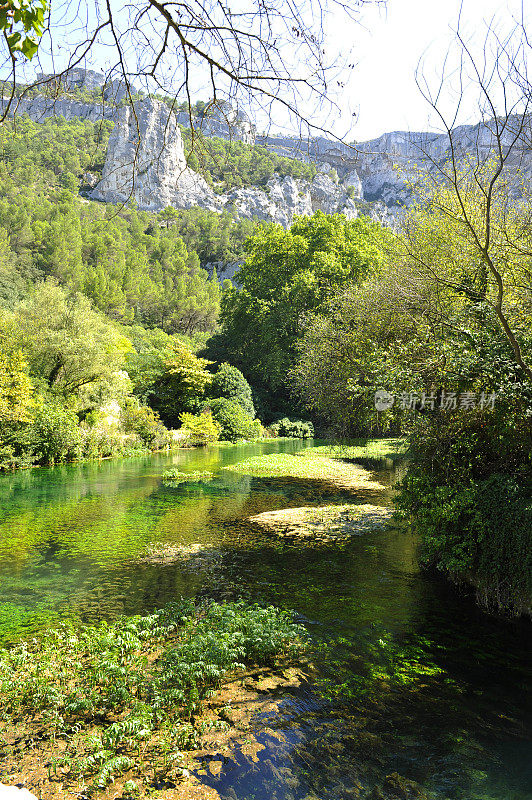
(329, 0), (530, 141)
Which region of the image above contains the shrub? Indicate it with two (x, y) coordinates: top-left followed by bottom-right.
(210, 362), (255, 417)
(29, 401), (81, 464)
(121, 397), (171, 448)
(203, 398), (262, 441)
(270, 417), (314, 438)
(179, 410), (221, 445)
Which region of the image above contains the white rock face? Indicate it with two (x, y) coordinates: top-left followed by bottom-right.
(0, 95), (115, 123)
(223, 174), (360, 226)
(343, 170), (364, 199)
(92, 99), (221, 213)
(0, 785), (38, 799)
(9, 73), (531, 225)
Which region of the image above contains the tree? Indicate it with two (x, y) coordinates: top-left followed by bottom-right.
(210, 362), (255, 417)
(212, 211), (390, 391)
(414, 16), (532, 383)
(9, 281), (130, 397)
(0, 349), (34, 427)
(290, 278), (427, 436)
(126, 328), (213, 425)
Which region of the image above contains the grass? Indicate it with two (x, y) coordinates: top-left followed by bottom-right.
(0, 601), (304, 798)
(301, 438), (407, 465)
(223, 452), (384, 490)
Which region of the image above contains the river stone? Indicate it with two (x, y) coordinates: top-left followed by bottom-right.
(0, 787), (38, 799)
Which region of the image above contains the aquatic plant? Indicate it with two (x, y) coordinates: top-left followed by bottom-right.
(224, 451), (383, 490)
(0, 600), (305, 797)
(162, 468), (214, 485)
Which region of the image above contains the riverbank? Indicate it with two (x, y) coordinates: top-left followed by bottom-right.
(0, 601), (305, 800)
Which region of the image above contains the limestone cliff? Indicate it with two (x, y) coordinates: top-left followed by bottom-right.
(91, 99), (221, 213)
(90, 98), (367, 224)
(5, 68), (531, 226)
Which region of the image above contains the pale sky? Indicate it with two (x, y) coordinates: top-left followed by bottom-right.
(16, 0), (532, 144)
(326, 0), (531, 142)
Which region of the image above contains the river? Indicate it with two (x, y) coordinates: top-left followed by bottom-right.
(0, 439), (530, 799)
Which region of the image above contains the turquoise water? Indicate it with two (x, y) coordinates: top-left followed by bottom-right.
(0, 440), (530, 799)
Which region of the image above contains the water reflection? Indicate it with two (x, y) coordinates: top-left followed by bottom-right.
(0, 441), (530, 799)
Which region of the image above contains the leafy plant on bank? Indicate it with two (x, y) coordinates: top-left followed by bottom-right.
(270, 417), (314, 438)
(179, 410), (221, 445)
(203, 397), (263, 441)
(397, 411), (532, 614)
(0, 601), (305, 796)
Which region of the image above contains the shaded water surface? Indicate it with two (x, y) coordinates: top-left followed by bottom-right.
(0, 440), (530, 799)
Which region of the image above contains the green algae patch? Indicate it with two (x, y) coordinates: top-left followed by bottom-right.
(223, 452), (384, 491)
(248, 504), (394, 540)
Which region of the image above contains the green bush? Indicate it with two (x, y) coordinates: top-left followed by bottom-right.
(398, 412), (532, 614)
(179, 410), (221, 445)
(29, 401), (81, 465)
(210, 362), (255, 417)
(121, 398), (171, 448)
(270, 417), (314, 438)
(203, 398), (262, 441)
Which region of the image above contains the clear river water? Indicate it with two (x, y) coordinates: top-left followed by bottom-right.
(0, 439), (530, 800)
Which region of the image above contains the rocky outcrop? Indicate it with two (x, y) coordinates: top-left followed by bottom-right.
(1, 94), (115, 123)
(223, 173), (362, 226)
(91, 99), (221, 213)
(90, 100), (367, 223)
(7, 68), (532, 224)
(176, 99), (255, 145)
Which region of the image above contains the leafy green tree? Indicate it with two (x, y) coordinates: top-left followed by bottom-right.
(29, 400), (81, 465)
(126, 329), (213, 426)
(202, 397), (262, 441)
(179, 410), (221, 445)
(10, 282), (130, 397)
(0, 349), (34, 427)
(212, 211), (390, 391)
(210, 362), (255, 417)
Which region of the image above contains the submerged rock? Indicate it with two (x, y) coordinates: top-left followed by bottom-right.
(248, 504), (393, 540)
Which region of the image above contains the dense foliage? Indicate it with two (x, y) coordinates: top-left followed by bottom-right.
(209, 362), (255, 417)
(203, 397), (263, 441)
(398, 411), (532, 614)
(0, 117), (232, 334)
(270, 417), (314, 438)
(210, 211), (390, 394)
(286, 168), (532, 612)
(182, 130), (317, 191)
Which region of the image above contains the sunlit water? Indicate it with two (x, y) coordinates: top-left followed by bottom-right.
(0, 440), (530, 799)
